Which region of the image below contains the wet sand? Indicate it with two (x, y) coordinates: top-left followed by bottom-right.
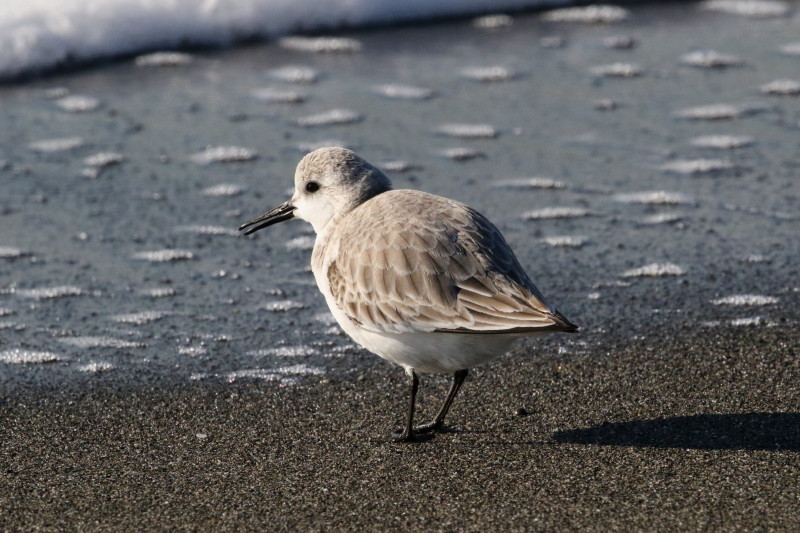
(3, 323), (799, 531)
(2, 2), (800, 530)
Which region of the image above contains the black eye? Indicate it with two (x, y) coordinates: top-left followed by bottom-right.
(305, 181), (320, 193)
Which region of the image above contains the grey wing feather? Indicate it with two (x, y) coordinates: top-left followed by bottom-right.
(327, 191), (577, 335)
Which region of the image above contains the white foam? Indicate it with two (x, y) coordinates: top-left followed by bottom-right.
(614, 191), (694, 205)
(178, 345), (207, 356)
(700, 0), (790, 17)
(523, 207), (591, 220)
(177, 225), (239, 236)
(133, 249), (195, 262)
(77, 361), (115, 373)
(492, 177), (566, 190)
(710, 294), (779, 306)
(660, 159), (735, 175)
(760, 79), (800, 96)
(593, 280), (631, 289)
(473, 14), (514, 28)
(324, 326), (346, 337)
(729, 316), (766, 326)
(249, 346), (320, 357)
(56, 95), (100, 112)
(279, 36), (361, 53)
(0, 349), (64, 364)
(224, 363), (323, 383)
(262, 300), (306, 312)
(674, 104), (742, 120)
(297, 109), (363, 127)
(60, 336), (145, 348)
(542, 236), (588, 248)
(0, 247), (29, 259)
(285, 236), (315, 250)
(380, 161), (415, 173)
(1, 2), (630, 81)
(436, 123), (498, 139)
(134, 51), (193, 67)
(110, 311), (171, 324)
(250, 87), (307, 104)
(28, 137), (84, 152)
(704, 315), (773, 328)
(541, 5), (629, 23)
(641, 212), (685, 225)
(274, 364), (325, 375)
(268, 65), (320, 84)
(460, 66), (517, 82)
(225, 369), (281, 382)
(84, 152), (124, 167)
(374, 84), (435, 100)
(439, 147), (485, 161)
(690, 135), (753, 149)
(702, 315), (777, 327)
(721, 203), (797, 221)
(743, 254), (768, 263)
(590, 63), (642, 77)
(681, 50), (743, 68)
(202, 183), (245, 197)
(621, 262), (686, 278)
(314, 312), (337, 325)
(138, 287), (177, 298)
(190, 146), (257, 165)
(326, 344), (362, 356)
(779, 43), (800, 56)
(16, 286), (83, 299)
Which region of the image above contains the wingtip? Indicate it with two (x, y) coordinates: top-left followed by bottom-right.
(551, 310), (579, 333)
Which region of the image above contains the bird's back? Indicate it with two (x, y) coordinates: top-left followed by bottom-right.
(312, 189), (577, 336)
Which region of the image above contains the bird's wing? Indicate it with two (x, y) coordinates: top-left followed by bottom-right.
(323, 190), (576, 335)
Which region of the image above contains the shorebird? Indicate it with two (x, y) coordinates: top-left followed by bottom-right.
(240, 147), (577, 441)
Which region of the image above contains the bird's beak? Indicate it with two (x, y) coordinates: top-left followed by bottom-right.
(239, 201), (296, 235)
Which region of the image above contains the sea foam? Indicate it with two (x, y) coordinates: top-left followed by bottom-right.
(0, 0), (562, 80)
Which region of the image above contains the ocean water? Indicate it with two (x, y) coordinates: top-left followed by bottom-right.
(1, 2), (798, 392)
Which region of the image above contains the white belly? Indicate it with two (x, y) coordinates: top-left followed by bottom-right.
(323, 296), (518, 373)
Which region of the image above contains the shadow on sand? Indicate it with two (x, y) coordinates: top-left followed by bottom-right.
(553, 413), (800, 451)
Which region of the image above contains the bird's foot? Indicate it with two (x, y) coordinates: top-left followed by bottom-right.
(391, 427), (436, 442)
(391, 429), (417, 442)
(412, 420), (444, 435)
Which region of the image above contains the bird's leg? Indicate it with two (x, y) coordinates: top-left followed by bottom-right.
(392, 370), (420, 442)
(415, 369), (468, 434)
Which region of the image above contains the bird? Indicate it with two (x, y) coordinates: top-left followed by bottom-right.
(240, 147), (577, 441)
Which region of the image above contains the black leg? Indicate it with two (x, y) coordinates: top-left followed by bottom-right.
(392, 370), (419, 442)
(415, 369), (469, 434)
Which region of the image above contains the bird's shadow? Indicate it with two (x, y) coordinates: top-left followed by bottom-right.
(553, 412), (800, 451)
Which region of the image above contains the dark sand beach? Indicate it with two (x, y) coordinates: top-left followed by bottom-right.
(1, 3), (799, 530)
(3, 324), (799, 530)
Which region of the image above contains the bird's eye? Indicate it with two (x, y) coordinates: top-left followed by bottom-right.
(305, 181), (320, 193)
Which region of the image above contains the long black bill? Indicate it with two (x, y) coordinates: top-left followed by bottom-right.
(239, 201), (296, 235)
